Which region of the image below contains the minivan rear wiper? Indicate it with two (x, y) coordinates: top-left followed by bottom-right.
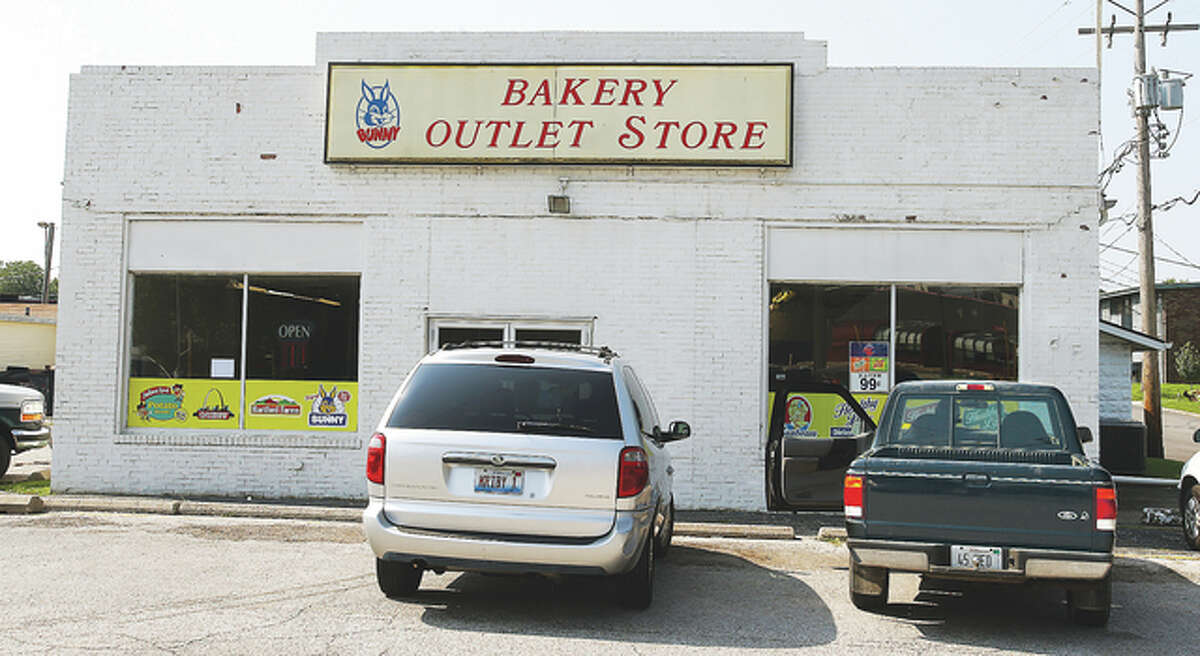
(516, 420), (594, 435)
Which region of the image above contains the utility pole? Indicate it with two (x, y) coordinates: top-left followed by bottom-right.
(1080, 1), (1196, 459)
(36, 221), (54, 304)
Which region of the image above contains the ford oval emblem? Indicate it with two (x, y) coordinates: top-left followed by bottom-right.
(1057, 510), (1079, 521)
(490, 455), (505, 466)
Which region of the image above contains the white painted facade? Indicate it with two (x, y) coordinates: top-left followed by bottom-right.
(55, 32), (1100, 508)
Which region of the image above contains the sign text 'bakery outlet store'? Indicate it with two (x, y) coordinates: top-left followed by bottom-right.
(324, 64), (792, 165)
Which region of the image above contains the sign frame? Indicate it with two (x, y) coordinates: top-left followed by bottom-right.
(323, 62), (794, 167)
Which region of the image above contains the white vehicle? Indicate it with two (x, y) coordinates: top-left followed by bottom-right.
(1180, 428), (1200, 550)
(362, 343), (690, 609)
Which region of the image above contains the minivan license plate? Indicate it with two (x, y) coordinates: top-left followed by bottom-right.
(475, 468), (524, 495)
(951, 545), (1004, 571)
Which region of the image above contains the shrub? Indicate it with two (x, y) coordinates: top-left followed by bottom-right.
(1175, 341), (1200, 383)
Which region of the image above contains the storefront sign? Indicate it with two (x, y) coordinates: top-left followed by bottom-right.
(324, 64), (792, 165)
(244, 381), (358, 432)
(849, 341), (890, 393)
(128, 378), (241, 429)
(775, 391), (885, 439)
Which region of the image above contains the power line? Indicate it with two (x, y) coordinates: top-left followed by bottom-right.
(1104, 243), (1200, 271)
(1154, 233), (1200, 268)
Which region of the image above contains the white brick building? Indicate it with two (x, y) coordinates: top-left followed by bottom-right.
(55, 32), (1100, 509)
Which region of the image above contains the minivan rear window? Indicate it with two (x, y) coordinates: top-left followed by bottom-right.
(388, 364), (622, 438)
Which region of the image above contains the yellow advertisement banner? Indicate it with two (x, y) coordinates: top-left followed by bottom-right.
(325, 64), (792, 165)
(768, 391), (886, 439)
(244, 380), (358, 432)
(128, 378), (241, 429)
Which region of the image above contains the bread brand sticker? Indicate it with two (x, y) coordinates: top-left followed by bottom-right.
(136, 384), (186, 422)
(306, 385), (351, 428)
(249, 395), (303, 416)
(783, 394), (817, 438)
(193, 388), (235, 421)
(356, 79), (401, 148)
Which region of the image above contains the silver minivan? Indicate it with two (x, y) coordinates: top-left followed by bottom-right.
(362, 343), (690, 609)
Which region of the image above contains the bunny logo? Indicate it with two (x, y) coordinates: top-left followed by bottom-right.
(307, 384), (350, 428)
(355, 79), (401, 149)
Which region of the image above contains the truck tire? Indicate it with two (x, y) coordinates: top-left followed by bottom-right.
(0, 432), (11, 479)
(849, 557), (888, 611)
(1067, 574), (1111, 627)
(617, 529), (654, 610)
(1183, 483), (1200, 551)
(376, 558), (422, 598)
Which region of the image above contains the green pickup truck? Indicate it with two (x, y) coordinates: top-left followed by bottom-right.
(1, 383), (51, 478)
(844, 381), (1115, 626)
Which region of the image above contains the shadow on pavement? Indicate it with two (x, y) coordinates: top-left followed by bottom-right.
(409, 545), (836, 649)
(867, 558), (1198, 654)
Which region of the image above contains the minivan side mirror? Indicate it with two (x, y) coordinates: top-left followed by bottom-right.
(657, 420), (691, 442)
(1077, 426), (1093, 444)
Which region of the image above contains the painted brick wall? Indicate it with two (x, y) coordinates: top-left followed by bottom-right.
(1099, 334), (1133, 422)
(56, 32), (1099, 508)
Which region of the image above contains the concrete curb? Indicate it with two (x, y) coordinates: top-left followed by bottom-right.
(0, 493), (46, 514)
(674, 522), (794, 540)
(22, 495), (801, 539)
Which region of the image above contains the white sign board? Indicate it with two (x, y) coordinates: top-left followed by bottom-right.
(325, 64), (792, 165)
(849, 341), (890, 394)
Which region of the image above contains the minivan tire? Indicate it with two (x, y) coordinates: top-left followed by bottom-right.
(617, 529), (654, 610)
(376, 558), (423, 598)
(655, 498), (675, 559)
(1182, 483), (1200, 551)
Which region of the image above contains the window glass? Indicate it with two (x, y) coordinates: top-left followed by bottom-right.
(515, 328), (582, 344)
(896, 285), (1018, 381)
(437, 327), (504, 348)
(128, 275), (243, 429)
(887, 394), (1066, 450)
(130, 275), (242, 379)
(622, 367), (659, 435)
(245, 276), (359, 381)
(388, 364), (622, 438)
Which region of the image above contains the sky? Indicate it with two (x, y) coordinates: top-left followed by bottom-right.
(3, 0), (1198, 291)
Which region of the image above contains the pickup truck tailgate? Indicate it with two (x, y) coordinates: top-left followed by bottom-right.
(863, 451), (1103, 551)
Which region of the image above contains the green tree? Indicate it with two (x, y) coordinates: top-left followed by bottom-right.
(0, 260), (45, 297)
(1177, 341), (1200, 383)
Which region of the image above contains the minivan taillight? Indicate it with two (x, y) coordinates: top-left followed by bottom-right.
(844, 474), (864, 518)
(367, 433), (386, 484)
(1095, 486), (1117, 531)
(617, 447), (649, 498)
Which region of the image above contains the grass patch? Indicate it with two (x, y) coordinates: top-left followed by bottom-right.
(0, 479), (50, 496)
(1143, 457), (1184, 480)
(1131, 382), (1200, 415)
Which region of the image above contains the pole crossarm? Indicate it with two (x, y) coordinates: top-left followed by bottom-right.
(1078, 23), (1199, 34)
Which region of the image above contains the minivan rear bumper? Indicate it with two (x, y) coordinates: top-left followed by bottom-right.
(847, 538), (1112, 581)
(363, 498), (652, 576)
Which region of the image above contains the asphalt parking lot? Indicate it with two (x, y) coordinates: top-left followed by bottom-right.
(2, 511), (1198, 655)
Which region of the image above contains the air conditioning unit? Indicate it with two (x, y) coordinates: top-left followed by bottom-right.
(1133, 74), (1159, 110)
(1159, 78), (1184, 111)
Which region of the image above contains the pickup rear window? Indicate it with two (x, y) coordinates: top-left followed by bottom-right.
(387, 363), (622, 438)
(886, 394), (1068, 450)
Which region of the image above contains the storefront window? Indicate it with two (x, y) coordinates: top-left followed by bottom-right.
(895, 285), (1018, 381)
(127, 273), (360, 432)
(429, 319), (589, 352)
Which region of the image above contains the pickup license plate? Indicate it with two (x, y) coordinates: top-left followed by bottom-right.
(474, 468), (524, 495)
(950, 545), (1004, 571)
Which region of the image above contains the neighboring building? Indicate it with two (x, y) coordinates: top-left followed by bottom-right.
(1100, 282), (1200, 383)
(1098, 320), (1169, 422)
(0, 302), (57, 370)
(55, 32), (1100, 508)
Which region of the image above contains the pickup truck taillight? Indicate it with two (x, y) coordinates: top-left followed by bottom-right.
(1095, 486), (1117, 531)
(844, 474), (863, 518)
(617, 447), (649, 498)
(366, 432), (386, 484)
